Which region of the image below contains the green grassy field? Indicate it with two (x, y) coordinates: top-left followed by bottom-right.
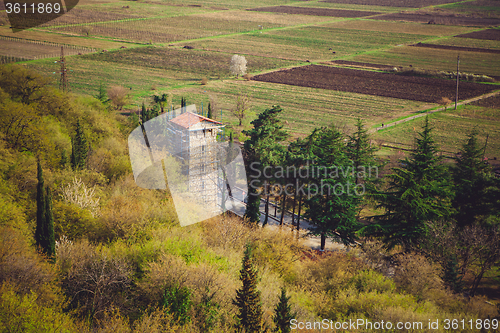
(373, 104), (500, 157)
(3, 0), (499, 155)
(351, 45), (500, 77)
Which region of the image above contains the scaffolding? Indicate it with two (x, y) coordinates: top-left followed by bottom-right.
(164, 107), (225, 212)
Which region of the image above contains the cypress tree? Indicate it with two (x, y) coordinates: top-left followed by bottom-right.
(43, 186), (55, 257)
(70, 120), (88, 170)
(181, 97), (187, 108)
(273, 288), (295, 333)
(233, 244), (262, 333)
(35, 161), (45, 249)
(207, 102), (213, 119)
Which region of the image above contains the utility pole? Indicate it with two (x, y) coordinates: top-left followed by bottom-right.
(59, 46), (69, 92)
(455, 55), (459, 110)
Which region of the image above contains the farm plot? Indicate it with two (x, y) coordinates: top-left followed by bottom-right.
(46, 10), (323, 43)
(323, 19), (474, 36)
(370, 13), (500, 26)
(438, 0), (500, 18)
(0, 37), (94, 60)
(185, 25), (432, 61)
(471, 94), (500, 108)
(411, 42), (500, 54)
(252, 65), (496, 103)
(351, 46), (500, 77)
(83, 46), (299, 77)
(455, 29), (500, 41)
(422, 36), (500, 50)
(181, 79), (432, 137)
(247, 6), (381, 17)
(319, 0), (460, 8)
(373, 106), (500, 158)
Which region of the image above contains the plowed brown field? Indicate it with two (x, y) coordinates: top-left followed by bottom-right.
(371, 13), (500, 26)
(455, 29), (500, 41)
(253, 65), (496, 103)
(411, 42), (500, 54)
(320, 0), (458, 7)
(247, 6), (380, 17)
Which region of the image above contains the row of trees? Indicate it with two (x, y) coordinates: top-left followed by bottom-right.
(242, 106), (500, 296)
(243, 106), (378, 248)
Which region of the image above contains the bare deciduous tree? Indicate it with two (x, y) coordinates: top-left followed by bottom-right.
(60, 177), (100, 217)
(230, 54), (247, 78)
(107, 85), (129, 110)
(231, 93), (249, 126)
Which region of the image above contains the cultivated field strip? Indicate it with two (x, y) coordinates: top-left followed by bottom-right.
(455, 29), (500, 41)
(253, 65), (496, 103)
(0, 36), (96, 61)
(319, 0), (460, 7)
(352, 46), (500, 77)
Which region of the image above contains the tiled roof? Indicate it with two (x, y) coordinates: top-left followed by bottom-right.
(170, 112), (223, 129)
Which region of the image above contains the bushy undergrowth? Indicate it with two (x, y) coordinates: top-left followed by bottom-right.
(0, 64), (498, 332)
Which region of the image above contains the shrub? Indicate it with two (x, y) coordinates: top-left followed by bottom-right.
(107, 85), (130, 110)
(243, 73), (253, 81)
(0, 281), (76, 332)
(201, 77), (208, 85)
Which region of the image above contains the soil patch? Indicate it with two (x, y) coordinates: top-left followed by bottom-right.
(320, 0), (458, 7)
(330, 60), (397, 70)
(470, 93), (500, 108)
(371, 13), (500, 26)
(455, 29), (500, 41)
(252, 65), (495, 103)
(411, 42), (500, 54)
(247, 6), (380, 17)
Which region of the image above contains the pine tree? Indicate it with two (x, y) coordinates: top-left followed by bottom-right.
(362, 117), (452, 249)
(243, 106), (288, 224)
(346, 118), (378, 185)
(443, 254), (464, 294)
(70, 120), (88, 170)
(233, 244), (262, 333)
(95, 82), (107, 103)
(43, 186), (55, 257)
(452, 130), (492, 228)
(304, 126), (361, 248)
(35, 161), (45, 249)
(273, 288), (295, 333)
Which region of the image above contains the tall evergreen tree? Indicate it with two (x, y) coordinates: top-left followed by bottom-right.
(35, 161), (55, 257)
(70, 120), (88, 170)
(452, 130), (494, 228)
(362, 117), (452, 249)
(243, 106), (288, 224)
(273, 288), (295, 333)
(346, 118), (378, 185)
(207, 102), (213, 119)
(304, 126), (361, 249)
(43, 186), (55, 257)
(233, 244), (262, 333)
(35, 160), (45, 249)
(181, 97), (187, 108)
(443, 254), (464, 294)
(95, 82), (107, 103)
